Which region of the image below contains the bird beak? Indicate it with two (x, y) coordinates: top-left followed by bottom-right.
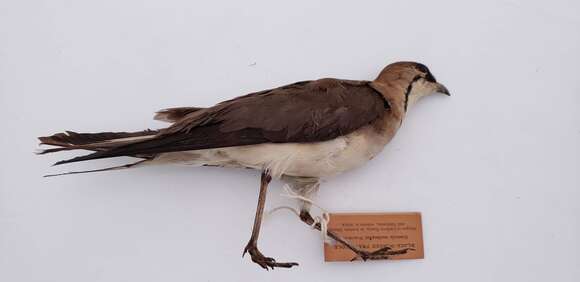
(435, 83), (450, 96)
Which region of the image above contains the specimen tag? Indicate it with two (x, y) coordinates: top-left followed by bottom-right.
(324, 212), (424, 262)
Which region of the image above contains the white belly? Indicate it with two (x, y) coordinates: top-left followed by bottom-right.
(153, 127), (393, 178)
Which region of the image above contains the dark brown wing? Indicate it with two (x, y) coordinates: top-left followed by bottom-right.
(154, 107), (204, 123)
(54, 79), (388, 165)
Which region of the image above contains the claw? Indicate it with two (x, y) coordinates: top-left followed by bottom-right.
(243, 242), (298, 269)
(242, 244), (250, 257)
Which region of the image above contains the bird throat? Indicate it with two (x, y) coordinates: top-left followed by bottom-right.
(404, 76), (421, 111)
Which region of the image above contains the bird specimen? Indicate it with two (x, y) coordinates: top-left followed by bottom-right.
(38, 61), (450, 269)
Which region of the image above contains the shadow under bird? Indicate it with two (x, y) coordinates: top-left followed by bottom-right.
(38, 61), (450, 269)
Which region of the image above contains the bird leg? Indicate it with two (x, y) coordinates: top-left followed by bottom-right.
(298, 210), (414, 261)
(243, 172), (299, 270)
(350, 246), (416, 261)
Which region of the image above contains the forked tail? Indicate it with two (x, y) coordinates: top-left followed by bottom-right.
(38, 129), (159, 176)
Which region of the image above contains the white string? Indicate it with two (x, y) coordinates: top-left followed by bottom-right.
(268, 206), (300, 217)
(266, 185), (332, 243)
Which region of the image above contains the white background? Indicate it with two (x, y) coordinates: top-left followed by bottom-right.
(1, 0), (579, 281)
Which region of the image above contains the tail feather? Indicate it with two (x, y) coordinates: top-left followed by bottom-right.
(44, 159), (149, 177)
(52, 150), (121, 166)
(37, 130), (158, 155)
(39, 130), (157, 146)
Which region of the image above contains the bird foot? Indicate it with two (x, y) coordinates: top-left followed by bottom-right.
(243, 242), (298, 270)
(351, 246), (415, 261)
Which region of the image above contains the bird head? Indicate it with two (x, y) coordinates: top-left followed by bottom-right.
(375, 62), (450, 111)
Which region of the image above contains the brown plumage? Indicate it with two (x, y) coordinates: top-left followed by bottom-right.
(154, 107), (204, 123)
(38, 130), (158, 154)
(38, 61), (450, 269)
(43, 79), (389, 165)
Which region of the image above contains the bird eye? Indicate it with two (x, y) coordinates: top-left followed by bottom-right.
(424, 72), (437, 83)
(415, 64), (436, 82)
(415, 64), (429, 73)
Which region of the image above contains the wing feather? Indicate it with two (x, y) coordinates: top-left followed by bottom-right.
(54, 79), (389, 165)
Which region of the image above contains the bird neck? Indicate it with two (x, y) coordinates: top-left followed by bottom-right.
(370, 81), (407, 120)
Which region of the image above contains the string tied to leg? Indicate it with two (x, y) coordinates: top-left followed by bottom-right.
(267, 185), (332, 243)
